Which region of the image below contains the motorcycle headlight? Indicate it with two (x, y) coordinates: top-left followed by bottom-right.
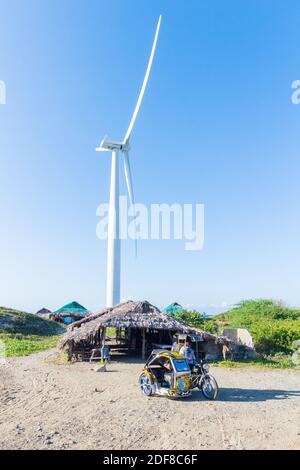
(203, 364), (209, 373)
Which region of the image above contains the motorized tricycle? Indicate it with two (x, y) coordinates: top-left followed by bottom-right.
(139, 350), (218, 400)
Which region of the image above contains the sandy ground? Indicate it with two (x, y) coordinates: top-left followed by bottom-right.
(0, 349), (299, 450)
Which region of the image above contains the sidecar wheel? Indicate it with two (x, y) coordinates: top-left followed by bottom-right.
(139, 373), (153, 396)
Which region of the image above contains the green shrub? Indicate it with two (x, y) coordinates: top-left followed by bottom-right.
(214, 299), (300, 355)
(173, 310), (216, 334)
(251, 320), (300, 353)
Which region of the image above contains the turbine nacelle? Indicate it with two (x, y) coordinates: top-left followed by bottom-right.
(96, 137), (122, 152)
(96, 137), (130, 152)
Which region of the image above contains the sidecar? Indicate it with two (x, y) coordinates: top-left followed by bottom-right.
(139, 350), (191, 398)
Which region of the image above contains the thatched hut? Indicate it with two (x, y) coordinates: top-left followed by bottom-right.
(36, 308), (52, 318)
(59, 300), (232, 361)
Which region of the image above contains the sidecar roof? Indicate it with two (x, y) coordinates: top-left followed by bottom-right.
(144, 350), (185, 367)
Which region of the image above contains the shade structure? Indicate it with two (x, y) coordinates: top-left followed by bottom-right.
(161, 302), (185, 315)
(51, 301), (91, 325)
(59, 300), (231, 360)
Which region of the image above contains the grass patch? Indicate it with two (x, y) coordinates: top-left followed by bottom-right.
(0, 333), (63, 357)
(213, 353), (297, 370)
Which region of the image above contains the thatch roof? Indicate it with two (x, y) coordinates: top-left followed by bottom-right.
(59, 300), (226, 350)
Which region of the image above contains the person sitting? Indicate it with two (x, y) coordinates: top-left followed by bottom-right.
(171, 337), (180, 353)
(179, 341), (197, 370)
(163, 360), (174, 387)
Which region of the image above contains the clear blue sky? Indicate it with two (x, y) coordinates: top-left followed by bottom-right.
(0, 0), (299, 313)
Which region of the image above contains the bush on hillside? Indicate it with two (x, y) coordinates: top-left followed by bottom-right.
(214, 299), (300, 354)
(251, 320), (300, 354)
(0, 307), (65, 336)
(173, 310), (216, 334)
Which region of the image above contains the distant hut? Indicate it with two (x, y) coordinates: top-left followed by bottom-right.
(36, 308), (52, 319)
(60, 300), (232, 361)
(51, 301), (91, 325)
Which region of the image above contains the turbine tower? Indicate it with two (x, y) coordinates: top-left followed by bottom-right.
(96, 15), (162, 307)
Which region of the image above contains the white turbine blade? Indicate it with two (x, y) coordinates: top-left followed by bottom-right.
(123, 151), (137, 256)
(123, 151), (134, 206)
(96, 134), (108, 151)
(122, 15), (162, 146)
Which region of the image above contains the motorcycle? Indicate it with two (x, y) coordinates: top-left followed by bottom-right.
(190, 360), (218, 400)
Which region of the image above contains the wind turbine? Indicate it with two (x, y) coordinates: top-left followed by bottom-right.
(96, 15), (162, 308)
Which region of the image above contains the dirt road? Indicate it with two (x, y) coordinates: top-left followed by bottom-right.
(0, 349), (299, 450)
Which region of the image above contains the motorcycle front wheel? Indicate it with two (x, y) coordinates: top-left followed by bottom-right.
(200, 374), (218, 400)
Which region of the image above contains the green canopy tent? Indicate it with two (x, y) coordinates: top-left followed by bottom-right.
(161, 302), (185, 316)
(51, 301), (91, 325)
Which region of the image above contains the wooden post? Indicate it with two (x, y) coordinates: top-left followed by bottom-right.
(102, 327), (107, 346)
(142, 328), (146, 359)
(159, 330), (162, 343)
(128, 327), (131, 347)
